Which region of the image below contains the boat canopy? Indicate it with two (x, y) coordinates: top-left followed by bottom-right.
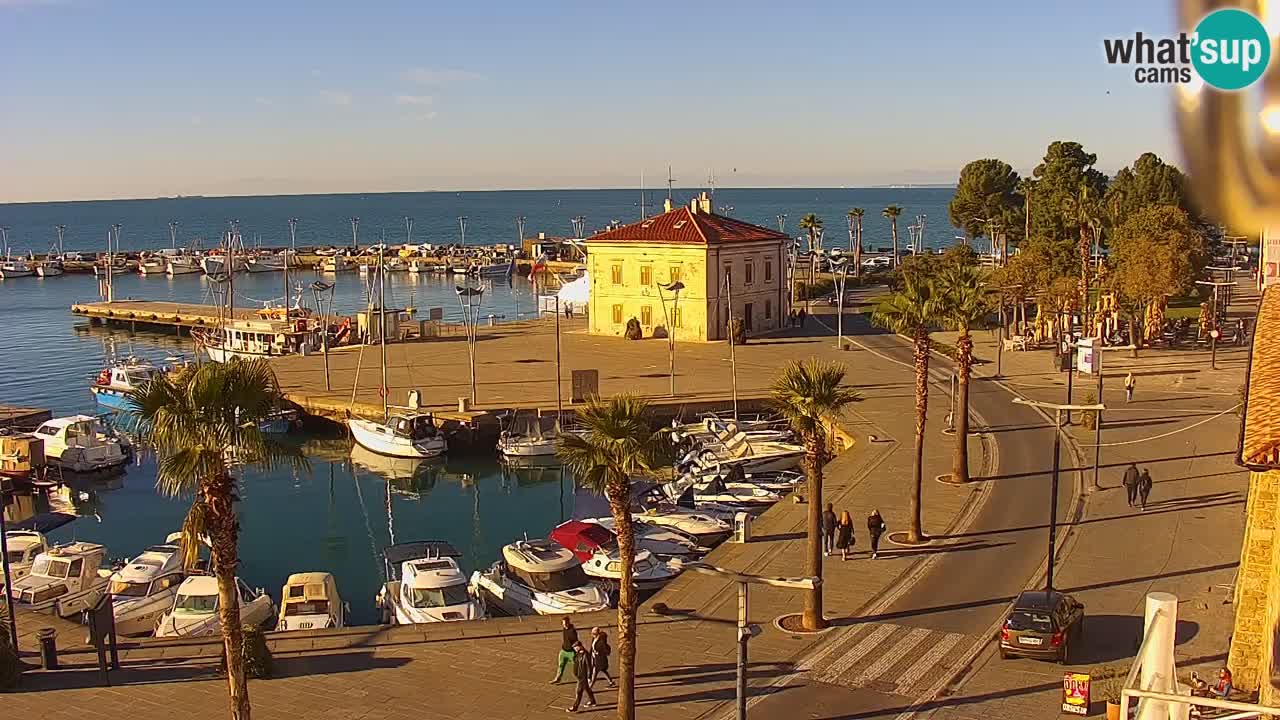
(383, 540), (460, 566)
(502, 539), (580, 574)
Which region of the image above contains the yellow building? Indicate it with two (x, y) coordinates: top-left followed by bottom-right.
(585, 192), (788, 342)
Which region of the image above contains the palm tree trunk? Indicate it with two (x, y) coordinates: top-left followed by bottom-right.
(607, 481), (636, 720)
(802, 430), (827, 630)
(952, 330), (972, 483)
(853, 221), (862, 278)
(909, 331), (929, 543)
(1079, 226), (1090, 328)
(206, 474), (250, 720)
(891, 220), (900, 268)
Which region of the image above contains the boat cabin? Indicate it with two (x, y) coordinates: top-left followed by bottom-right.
(97, 362), (157, 392)
(550, 520), (618, 564)
(15, 541), (107, 605)
(278, 571), (344, 630)
(109, 544), (184, 599)
(390, 414), (440, 441)
(499, 539), (591, 593)
(3, 530), (48, 581)
(34, 415), (115, 453)
(217, 319), (319, 357)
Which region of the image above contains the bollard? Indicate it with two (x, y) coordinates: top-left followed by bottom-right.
(36, 627), (58, 670)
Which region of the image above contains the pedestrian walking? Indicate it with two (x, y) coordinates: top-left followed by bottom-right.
(589, 627), (616, 688)
(822, 503), (837, 556)
(867, 509), (886, 559)
(799, 308), (808, 328)
(1125, 372), (1136, 403)
(1122, 463), (1140, 508)
(551, 617), (579, 684)
(565, 303), (572, 319)
(836, 510), (855, 561)
(1138, 468), (1153, 510)
(567, 641), (597, 712)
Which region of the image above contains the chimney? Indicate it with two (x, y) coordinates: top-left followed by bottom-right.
(663, 197), (674, 213)
(698, 191), (713, 214)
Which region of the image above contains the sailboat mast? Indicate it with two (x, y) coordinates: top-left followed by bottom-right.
(228, 225), (236, 326)
(287, 218), (298, 313)
(379, 249), (388, 422)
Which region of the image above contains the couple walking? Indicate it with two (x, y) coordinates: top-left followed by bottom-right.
(551, 618), (615, 712)
(822, 503), (887, 560)
(1122, 463), (1154, 510)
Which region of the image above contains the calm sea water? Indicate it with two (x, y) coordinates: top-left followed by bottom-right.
(0, 187), (956, 625)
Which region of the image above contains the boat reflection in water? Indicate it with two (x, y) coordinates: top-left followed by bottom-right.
(349, 443), (445, 498)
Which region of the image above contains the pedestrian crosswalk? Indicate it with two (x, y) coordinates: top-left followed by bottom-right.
(798, 621), (976, 697)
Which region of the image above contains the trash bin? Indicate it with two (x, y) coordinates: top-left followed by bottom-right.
(37, 627), (58, 670)
(733, 512), (752, 544)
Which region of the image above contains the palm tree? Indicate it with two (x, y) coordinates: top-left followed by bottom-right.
(127, 359), (302, 720)
(770, 359), (860, 630)
(557, 396), (669, 720)
(872, 271), (941, 543)
(848, 208), (865, 278)
(935, 264), (990, 484)
(882, 205), (904, 268)
(799, 213), (824, 253)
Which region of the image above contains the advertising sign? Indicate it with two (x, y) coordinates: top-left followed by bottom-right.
(1076, 336), (1096, 375)
(1263, 229), (1280, 288)
(1062, 672), (1091, 715)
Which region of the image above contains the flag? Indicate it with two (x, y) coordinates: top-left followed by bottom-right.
(529, 252), (548, 280)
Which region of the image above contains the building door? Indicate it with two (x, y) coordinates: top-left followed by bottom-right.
(744, 304), (754, 331)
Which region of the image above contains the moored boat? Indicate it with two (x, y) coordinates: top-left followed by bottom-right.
(108, 540), (186, 636)
(348, 413), (447, 459)
(91, 358), (160, 411)
(278, 572), (347, 631)
(376, 541), (483, 624)
(155, 575), (275, 637)
(469, 537), (610, 616)
(11, 541), (110, 617)
(0, 259), (35, 278)
(1, 530), (49, 588)
(34, 415), (130, 473)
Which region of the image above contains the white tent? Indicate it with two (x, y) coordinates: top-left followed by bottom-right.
(537, 271), (589, 316)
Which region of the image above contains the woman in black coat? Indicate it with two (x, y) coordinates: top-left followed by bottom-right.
(835, 510), (855, 560)
(867, 509), (886, 559)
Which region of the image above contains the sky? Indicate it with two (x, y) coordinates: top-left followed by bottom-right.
(0, 0), (1181, 203)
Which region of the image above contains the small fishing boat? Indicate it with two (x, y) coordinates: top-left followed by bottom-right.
(469, 538), (611, 616)
(155, 575), (275, 637)
(472, 260), (513, 277)
(137, 256), (166, 275)
(11, 541), (110, 618)
(245, 254), (286, 273)
(0, 259), (35, 278)
(1, 530), (49, 587)
(35, 260), (64, 277)
(108, 539), (187, 636)
(348, 413), (447, 459)
(166, 255), (203, 275)
(201, 254), (247, 275)
(318, 255), (355, 273)
(195, 318), (321, 362)
(278, 572), (348, 631)
(376, 541), (484, 624)
(34, 415), (130, 473)
(91, 358), (160, 411)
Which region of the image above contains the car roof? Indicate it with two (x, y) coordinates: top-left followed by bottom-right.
(1013, 590), (1068, 610)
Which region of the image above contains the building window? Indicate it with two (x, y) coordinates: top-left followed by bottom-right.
(765, 299), (772, 320)
(641, 306), (652, 326)
(765, 260), (773, 282)
(640, 265), (653, 286)
(611, 263), (623, 285)
(672, 308), (682, 328)
(669, 265), (682, 284)
(612, 304), (623, 324)
(745, 261), (755, 286)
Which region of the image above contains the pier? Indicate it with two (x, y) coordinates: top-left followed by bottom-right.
(70, 300), (283, 334)
(0, 404), (52, 430)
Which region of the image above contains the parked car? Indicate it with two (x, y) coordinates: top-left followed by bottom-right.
(998, 590), (1084, 663)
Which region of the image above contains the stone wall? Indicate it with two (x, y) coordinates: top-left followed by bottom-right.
(1230, 469), (1280, 694)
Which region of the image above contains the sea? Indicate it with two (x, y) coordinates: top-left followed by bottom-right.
(0, 187), (955, 624)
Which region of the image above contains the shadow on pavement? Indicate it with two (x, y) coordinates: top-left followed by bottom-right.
(939, 491), (1244, 539)
(1071, 614), (1199, 665)
(978, 450), (1237, 483)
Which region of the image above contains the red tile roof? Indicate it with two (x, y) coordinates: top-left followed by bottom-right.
(586, 206), (788, 246)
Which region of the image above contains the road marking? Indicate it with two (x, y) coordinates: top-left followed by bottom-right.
(814, 624), (897, 684)
(838, 626), (932, 688)
(794, 624), (876, 673)
(894, 631), (965, 695)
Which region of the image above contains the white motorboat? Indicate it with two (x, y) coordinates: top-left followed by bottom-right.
(166, 255), (203, 275)
(690, 474), (781, 505)
(137, 257), (166, 275)
(195, 317), (321, 362)
(318, 255), (355, 273)
(497, 414), (559, 458)
(278, 572), (348, 631)
(635, 508), (732, 544)
(678, 430), (804, 474)
(0, 259), (35, 278)
(673, 416), (795, 445)
(1, 530), (49, 587)
(376, 541), (483, 624)
(246, 254), (287, 273)
(469, 538), (611, 616)
(155, 575), (275, 638)
(689, 463), (805, 493)
(472, 261), (513, 277)
(11, 541), (110, 618)
(33, 415), (130, 473)
(582, 517), (708, 559)
(108, 540), (186, 636)
(550, 520), (681, 591)
(348, 413), (447, 459)
(35, 261), (64, 277)
(90, 357), (159, 411)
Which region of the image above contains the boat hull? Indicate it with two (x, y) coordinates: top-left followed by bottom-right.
(91, 386), (133, 411)
(36, 265), (64, 277)
(348, 419), (447, 459)
(497, 437), (558, 457)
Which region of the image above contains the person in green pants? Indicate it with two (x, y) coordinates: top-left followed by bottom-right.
(550, 617), (579, 683)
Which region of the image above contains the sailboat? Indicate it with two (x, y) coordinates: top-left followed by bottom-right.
(347, 252), (448, 459)
(498, 413), (559, 458)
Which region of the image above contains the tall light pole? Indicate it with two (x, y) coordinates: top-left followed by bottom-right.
(682, 563), (817, 720)
(992, 283), (1023, 379)
(515, 216), (527, 318)
(829, 249), (850, 349)
(404, 216), (414, 248)
(725, 268), (739, 420)
(658, 280), (685, 396)
(310, 281), (335, 391)
(54, 224), (66, 257)
(458, 216), (469, 246)
(350, 217), (360, 252)
(1013, 397), (1104, 591)
(1069, 339), (1136, 491)
(455, 285), (484, 404)
(1196, 279), (1234, 370)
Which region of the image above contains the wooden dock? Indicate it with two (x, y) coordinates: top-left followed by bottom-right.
(70, 300), (308, 334)
(0, 404), (52, 430)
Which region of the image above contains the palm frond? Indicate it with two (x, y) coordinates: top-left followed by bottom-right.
(556, 395), (669, 497)
(935, 264), (990, 332)
(769, 359), (861, 436)
(871, 271), (940, 336)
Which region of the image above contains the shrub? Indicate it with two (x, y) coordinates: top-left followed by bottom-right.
(0, 605), (20, 690)
(1081, 390), (1098, 430)
(796, 278), (835, 300)
(241, 625), (273, 679)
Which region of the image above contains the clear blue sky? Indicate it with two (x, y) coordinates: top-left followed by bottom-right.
(1, 0), (1179, 202)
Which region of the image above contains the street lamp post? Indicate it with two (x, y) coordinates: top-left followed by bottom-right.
(1, 477), (18, 651)
(1196, 279), (1234, 370)
(310, 281), (336, 391)
(681, 562), (818, 720)
(658, 280), (685, 396)
(458, 216), (469, 246)
(992, 283), (1023, 379)
(1069, 339), (1136, 491)
(455, 285), (485, 404)
(350, 217), (360, 252)
(829, 249), (850, 349)
(725, 268), (739, 420)
(1013, 397), (1104, 591)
